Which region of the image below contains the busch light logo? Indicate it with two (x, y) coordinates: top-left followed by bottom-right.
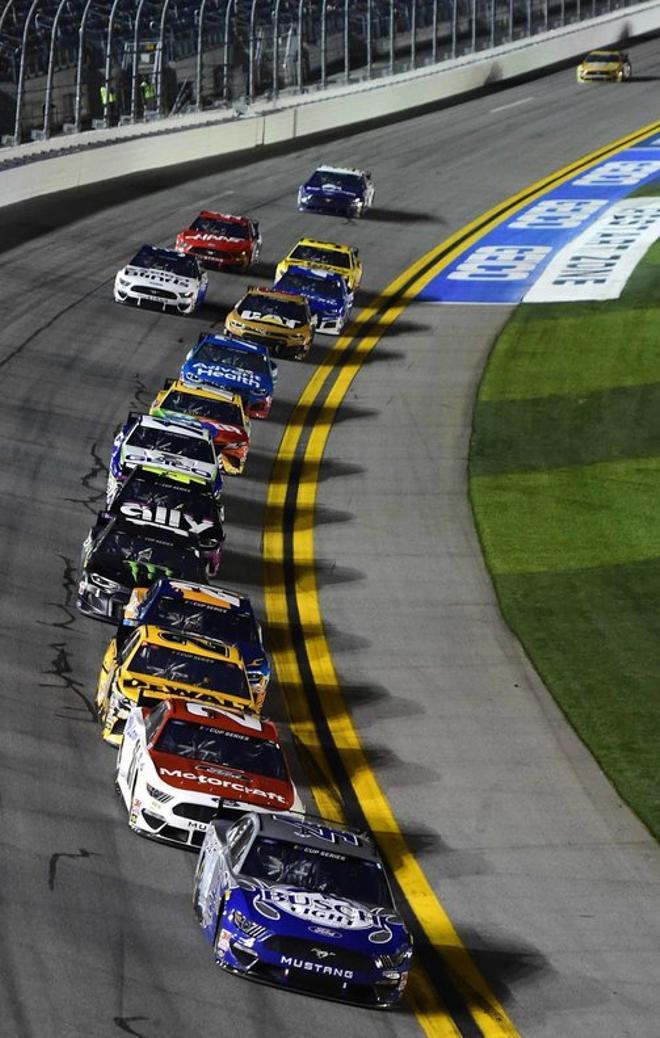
(254, 889), (377, 930)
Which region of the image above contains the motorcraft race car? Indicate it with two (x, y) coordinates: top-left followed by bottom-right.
(577, 49), (631, 82)
(225, 287), (314, 360)
(273, 266), (352, 336)
(116, 700), (302, 848)
(107, 413), (223, 506)
(77, 512), (206, 623)
(96, 625), (261, 746)
(276, 238), (363, 292)
(150, 379), (251, 476)
(114, 245), (208, 314)
(180, 334), (277, 420)
(193, 813), (413, 1007)
(175, 211), (262, 271)
(104, 468), (225, 576)
(123, 579), (271, 699)
(297, 166), (375, 218)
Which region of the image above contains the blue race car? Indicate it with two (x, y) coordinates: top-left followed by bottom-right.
(273, 265), (353, 336)
(123, 577), (271, 700)
(297, 166), (375, 219)
(180, 334), (277, 420)
(193, 813), (413, 1008)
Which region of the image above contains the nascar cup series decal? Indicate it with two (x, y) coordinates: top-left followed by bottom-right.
(420, 148), (660, 304)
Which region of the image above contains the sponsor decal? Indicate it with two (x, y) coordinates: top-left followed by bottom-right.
(123, 560), (174, 583)
(447, 245), (551, 283)
(277, 817), (361, 847)
(507, 198), (606, 230)
(239, 310), (300, 329)
(191, 363), (263, 389)
(280, 955), (354, 979)
(310, 925), (341, 938)
(253, 888), (378, 930)
(119, 501), (215, 537)
(124, 450), (212, 478)
(158, 767), (288, 804)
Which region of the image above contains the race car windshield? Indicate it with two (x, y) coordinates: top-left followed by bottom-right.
(126, 426), (215, 464)
(155, 719), (287, 778)
(130, 247), (199, 278)
(237, 295), (306, 323)
(195, 342), (270, 374)
(242, 838), (392, 906)
(161, 390), (243, 426)
(290, 245), (351, 270)
(190, 217), (250, 239)
(309, 171), (363, 192)
(129, 644), (251, 697)
(145, 599), (258, 642)
(585, 52), (619, 63)
(279, 273), (344, 300)
(97, 530), (199, 579)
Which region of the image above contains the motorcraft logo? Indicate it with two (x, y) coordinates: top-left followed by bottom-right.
(158, 767), (288, 804)
(191, 363), (263, 389)
(119, 501), (214, 537)
(279, 955), (353, 979)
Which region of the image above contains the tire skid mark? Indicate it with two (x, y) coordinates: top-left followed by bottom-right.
(48, 847), (97, 890)
(40, 640), (96, 722)
(37, 553), (78, 631)
(65, 440), (107, 514)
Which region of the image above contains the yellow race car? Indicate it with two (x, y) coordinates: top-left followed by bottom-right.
(149, 379), (250, 475)
(275, 237), (363, 292)
(95, 625), (262, 745)
(225, 286), (314, 361)
(577, 49), (631, 83)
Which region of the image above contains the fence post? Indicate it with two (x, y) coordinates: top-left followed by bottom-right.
(156, 0), (173, 114)
(321, 0), (328, 89)
(223, 0), (235, 103)
(13, 0), (41, 144)
(389, 0), (395, 76)
(73, 0), (94, 132)
(272, 0), (282, 99)
(43, 0), (70, 138)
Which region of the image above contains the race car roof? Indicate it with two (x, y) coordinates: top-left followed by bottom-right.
(253, 813), (378, 860)
(150, 578), (247, 610)
(164, 699), (274, 737)
(198, 333), (271, 356)
(161, 380), (239, 405)
(109, 468), (218, 508)
(138, 625), (242, 662)
(239, 287), (307, 305)
(127, 413), (214, 442)
(98, 511), (200, 545)
(315, 165), (366, 177)
(290, 237), (356, 255)
(277, 265), (347, 286)
(197, 210), (252, 225)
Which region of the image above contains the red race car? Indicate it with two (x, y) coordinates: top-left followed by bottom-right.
(175, 211), (262, 271)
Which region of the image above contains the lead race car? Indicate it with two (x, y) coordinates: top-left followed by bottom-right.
(297, 165), (375, 219)
(114, 245), (207, 314)
(180, 334), (278, 420)
(193, 813), (413, 1007)
(175, 211), (262, 271)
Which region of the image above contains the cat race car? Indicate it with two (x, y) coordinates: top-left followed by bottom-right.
(122, 579), (271, 699)
(180, 334), (278, 420)
(225, 287), (314, 361)
(193, 813), (413, 1007)
(175, 211), (262, 271)
(275, 238), (363, 292)
(116, 700), (302, 848)
(297, 166), (375, 218)
(273, 266), (352, 336)
(149, 379), (251, 476)
(577, 49), (631, 82)
(107, 413), (223, 506)
(96, 625), (261, 746)
(114, 245), (207, 314)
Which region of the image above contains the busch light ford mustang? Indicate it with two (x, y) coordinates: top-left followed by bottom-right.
(181, 334), (277, 420)
(297, 166), (374, 218)
(273, 266), (352, 336)
(114, 245), (207, 314)
(193, 813), (413, 1007)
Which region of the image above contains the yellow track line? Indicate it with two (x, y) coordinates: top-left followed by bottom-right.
(264, 118), (660, 1036)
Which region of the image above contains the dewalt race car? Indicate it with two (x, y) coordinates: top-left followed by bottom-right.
(275, 238), (363, 292)
(96, 625), (262, 746)
(577, 49), (631, 82)
(225, 287), (314, 361)
(149, 379), (251, 476)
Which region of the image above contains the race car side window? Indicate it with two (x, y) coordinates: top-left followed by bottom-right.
(119, 629), (142, 663)
(145, 701), (168, 743)
(227, 817), (254, 866)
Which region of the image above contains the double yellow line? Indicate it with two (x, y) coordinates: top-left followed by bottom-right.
(263, 118), (660, 1035)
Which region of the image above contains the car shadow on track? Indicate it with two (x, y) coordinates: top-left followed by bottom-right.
(365, 207), (447, 225)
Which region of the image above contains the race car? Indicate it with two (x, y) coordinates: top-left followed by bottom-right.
(180, 334), (278, 420)
(96, 625), (261, 746)
(225, 287), (314, 361)
(116, 700), (302, 848)
(114, 245), (207, 314)
(122, 579), (271, 699)
(107, 413), (223, 506)
(104, 468), (225, 576)
(149, 379), (251, 476)
(77, 512), (207, 624)
(193, 813), (413, 1007)
(273, 265), (352, 336)
(275, 238), (363, 292)
(297, 165), (375, 218)
(577, 49), (631, 82)
(175, 211), (262, 271)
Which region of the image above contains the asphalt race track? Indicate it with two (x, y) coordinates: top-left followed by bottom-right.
(1, 39), (660, 1038)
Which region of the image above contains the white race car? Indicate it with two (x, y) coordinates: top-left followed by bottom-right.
(116, 699), (303, 849)
(114, 244), (207, 314)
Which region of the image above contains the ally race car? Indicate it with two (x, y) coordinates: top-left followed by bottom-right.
(180, 334), (277, 419)
(114, 245), (207, 314)
(96, 625), (261, 746)
(275, 238), (363, 292)
(193, 813), (413, 1007)
(123, 579), (271, 699)
(175, 211), (262, 271)
(224, 287), (314, 361)
(116, 700), (302, 848)
(273, 265), (352, 336)
(297, 166), (375, 218)
(149, 379), (251, 476)
(577, 49), (631, 82)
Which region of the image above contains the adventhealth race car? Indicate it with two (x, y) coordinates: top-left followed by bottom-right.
(116, 700), (302, 848)
(577, 49), (631, 82)
(297, 166), (375, 218)
(105, 468), (225, 576)
(107, 413), (223, 506)
(181, 334), (278, 420)
(193, 813), (413, 1007)
(96, 625), (261, 746)
(77, 512), (206, 623)
(114, 245), (208, 314)
(123, 579), (271, 699)
(273, 266), (352, 336)
(225, 287), (314, 360)
(150, 379), (251, 476)
(175, 211), (262, 271)
(276, 238), (363, 292)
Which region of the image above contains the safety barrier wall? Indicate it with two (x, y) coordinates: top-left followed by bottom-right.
(2, 1), (660, 210)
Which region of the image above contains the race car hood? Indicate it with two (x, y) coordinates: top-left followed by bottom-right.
(304, 183), (361, 202)
(120, 444), (217, 485)
(115, 498), (220, 542)
(150, 753), (294, 809)
(182, 359), (272, 400)
(177, 232), (250, 255)
(87, 543), (202, 590)
(119, 265), (200, 290)
(234, 311), (305, 330)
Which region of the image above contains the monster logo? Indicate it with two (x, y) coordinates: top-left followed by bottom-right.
(124, 561), (174, 583)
